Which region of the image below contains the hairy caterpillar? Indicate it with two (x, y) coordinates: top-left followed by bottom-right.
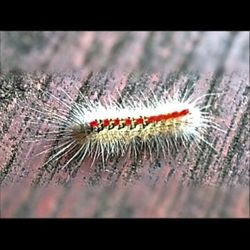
(26, 85), (224, 172)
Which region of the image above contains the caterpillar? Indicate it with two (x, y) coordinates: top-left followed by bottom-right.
(26, 84), (224, 173)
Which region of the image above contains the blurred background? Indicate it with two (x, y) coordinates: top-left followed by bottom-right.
(1, 31), (249, 73)
(0, 31), (249, 218)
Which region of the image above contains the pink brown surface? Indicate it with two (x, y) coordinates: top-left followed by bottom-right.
(0, 31), (249, 217)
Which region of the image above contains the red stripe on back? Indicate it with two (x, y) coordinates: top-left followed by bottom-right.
(114, 118), (120, 126)
(88, 109), (189, 129)
(103, 119), (110, 126)
(89, 120), (98, 127)
(179, 109), (189, 116)
(147, 109), (189, 124)
(135, 118), (144, 125)
(125, 118), (132, 126)
(148, 116), (156, 123)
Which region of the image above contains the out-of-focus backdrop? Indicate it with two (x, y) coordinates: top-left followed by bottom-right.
(0, 31), (249, 218)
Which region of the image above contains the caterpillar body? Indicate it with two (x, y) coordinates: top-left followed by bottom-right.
(27, 85), (223, 172)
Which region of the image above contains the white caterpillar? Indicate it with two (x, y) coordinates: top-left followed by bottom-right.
(27, 86), (224, 171)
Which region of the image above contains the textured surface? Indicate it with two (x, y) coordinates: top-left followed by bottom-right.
(0, 31), (249, 218)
